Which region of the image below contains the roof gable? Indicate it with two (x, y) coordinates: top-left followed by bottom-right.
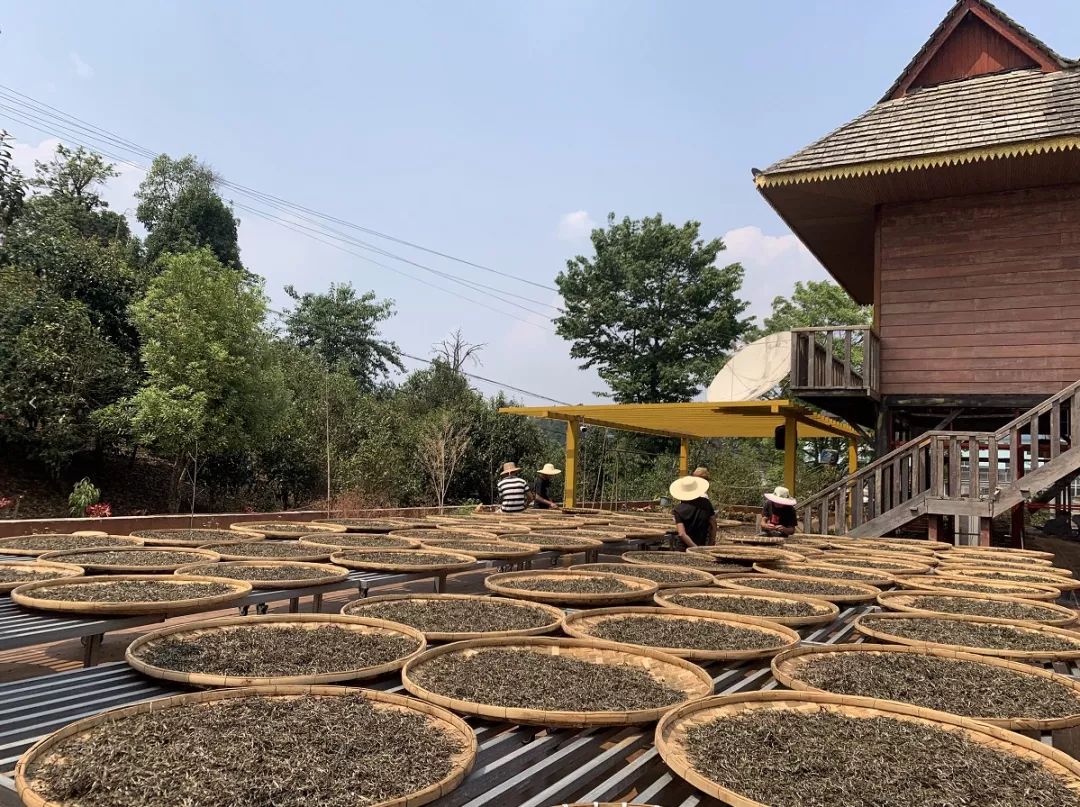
(883, 0), (1070, 101)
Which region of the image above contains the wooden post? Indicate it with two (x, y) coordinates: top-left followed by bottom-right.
(927, 514), (941, 541)
(564, 418), (579, 508)
(784, 415), (798, 494)
(978, 516), (992, 547)
(679, 438), (689, 478)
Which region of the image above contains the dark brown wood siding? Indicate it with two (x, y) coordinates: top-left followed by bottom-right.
(909, 13), (1037, 91)
(878, 185), (1080, 396)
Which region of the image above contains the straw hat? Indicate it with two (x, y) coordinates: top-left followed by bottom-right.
(765, 486), (797, 506)
(538, 463), (562, 476)
(669, 475), (710, 502)
(500, 462), (522, 476)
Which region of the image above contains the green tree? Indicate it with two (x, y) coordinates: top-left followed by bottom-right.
(556, 213), (752, 402)
(30, 144), (118, 209)
(0, 131), (26, 238)
(757, 280), (871, 335)
(283, 282), (403, 389)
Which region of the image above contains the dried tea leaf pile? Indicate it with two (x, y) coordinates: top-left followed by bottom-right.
(499, 576), (635, 594)
(683, 709), (1080, 807)
(624, 552), (748, 573)
(202, 541), (324, 558)
(901, 595), (1067, 622)
(186, 564), (342, 582)
(795, 652), (1080, 720)
(336, 550), (473, 566)
(577, 564), (706, 585)
(775, 565), (886, 583)
(508, 534), (596, 547)
(0, 566), (77, 583)
(668, 593), (822, 618)
(134, 625), (420, 676)
(861, 616), (1080, 652)
(307, 534), (416, 548)
(134, 529), (239, 544)
(26, 694), (463, 807)
(916, 579), (1049, 595)
(589, 615), (785, 651)
(412, 648), (684, 711)
(236, 522), (330, 534)
(421, 540), (533, 554)
(348, 598), (557, 633)
(726, 577), (866, 597)
(1, 535), (134, 552)
(29, 580), (237, 603)
(53, 550), (209, 567)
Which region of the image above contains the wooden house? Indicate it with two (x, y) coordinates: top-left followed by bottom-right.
(754, 0), (1080, 542)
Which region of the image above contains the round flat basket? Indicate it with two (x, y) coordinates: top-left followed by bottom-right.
(939, 558), (1071, 577)
(330, 548), (478, 573)
(854, 612), (1080, 661)
(876, 590), (1078, 626)
(724, 534), (785, 546)
(533, 528), (627, 544)
(499, 532), (603, 553)
(391, 528), (499, 542)
(310, 518), (410, 533)
(713, 575), (882, 604)
(936, 551), (1055, 567)
(131, 528), (262, 546)
(200, 539), (333, 562)
(342, 593), (564, 641)
(301, 533), (423, 551)
(771, 642), (1080, 731)
(654, 690), (1080, 806)
(686, 545), (788, 564)
(402, 636), (713, 727)
(562, 606), (800, 661)
(10, 574), (252, 616)
(126, 613), (425, 686)
(0, 560), (85, 594)
(39, 546), (222, 574)
(938, 567), (1080, 592)
(751, 561), (896, 588)
(622, 551), (751, 575)
(950, 545), (1055, 560)
(862, 537), (952, 553)
(230, 520), (347, 538)
(0, 533), (144, 557)
(893, 574), (1062, 599)
(417, 538), (540, 560)
(570, 562), (714, 589)
(452, 522), (533, 536)
(15, 684), (475, 807)
(810, 553), (932, 576)
(833, 547), (939, 568)
(654, 586), (839, 627)
(486, 569), (658, 606)
(174, 560), (350, 588)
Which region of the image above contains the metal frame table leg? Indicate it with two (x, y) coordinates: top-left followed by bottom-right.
(80, 634), (103, 667)
(311, 593), (323, 612)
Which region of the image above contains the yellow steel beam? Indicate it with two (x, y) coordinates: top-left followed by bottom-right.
(848, 438), (858, 474)
(784, 415), (798, 494)
(564, 418), (579, 508)
(679, 438), (689, 477)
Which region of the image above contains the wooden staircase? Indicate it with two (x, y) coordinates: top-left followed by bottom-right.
(799, 378), (1080, 537)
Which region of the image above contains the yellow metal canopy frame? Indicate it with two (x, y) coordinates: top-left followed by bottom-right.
(499, 400), (860, 507)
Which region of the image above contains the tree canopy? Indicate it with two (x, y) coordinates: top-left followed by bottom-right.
(757, 279), (871, 335)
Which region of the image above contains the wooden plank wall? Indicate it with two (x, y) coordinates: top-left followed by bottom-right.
(908, 13), (1037, 90)
(878, 184), (1080, 396)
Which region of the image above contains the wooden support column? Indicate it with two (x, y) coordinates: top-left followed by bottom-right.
(978, 516), (992, 547)
(784, 416), (798, 494)
(564, 418), (580, 508)
(927, 514), (941, 542)
(847, 438), (858, 474)
(679, 438), (689, 478)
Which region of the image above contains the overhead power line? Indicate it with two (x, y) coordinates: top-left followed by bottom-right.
(397, 351), (571, 405)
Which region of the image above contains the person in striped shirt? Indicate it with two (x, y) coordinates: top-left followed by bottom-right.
(496, 462), (530, 513)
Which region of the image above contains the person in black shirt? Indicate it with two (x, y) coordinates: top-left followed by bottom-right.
(669, 475), (717, 548)
(760, 485), (798, 536)
(532, 463), (561, 509)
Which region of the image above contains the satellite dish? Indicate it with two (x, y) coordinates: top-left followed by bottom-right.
(706, 331), (791, 402)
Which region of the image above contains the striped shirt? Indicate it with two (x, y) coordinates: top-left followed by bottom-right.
(497, 475), (529, 513)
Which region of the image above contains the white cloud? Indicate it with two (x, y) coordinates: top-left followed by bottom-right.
(555, 210), (595, 241)
(722, 225), (830, 326)
(69, 52), (94, 79)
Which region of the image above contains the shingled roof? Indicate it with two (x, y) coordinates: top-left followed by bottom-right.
(761, 66), (1080, 180)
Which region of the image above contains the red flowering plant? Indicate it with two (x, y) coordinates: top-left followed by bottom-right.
(85, 503), (112, 518)
(0, 497), (13, 510)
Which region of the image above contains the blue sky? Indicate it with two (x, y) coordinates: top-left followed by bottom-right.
(3, 0), (1077, 404)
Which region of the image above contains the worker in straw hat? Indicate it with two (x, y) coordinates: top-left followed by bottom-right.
(760, 485), (798, 537)
(668, 474), (717, 549)
(495, 461), (530, 514)
(532, 462), (561, 509)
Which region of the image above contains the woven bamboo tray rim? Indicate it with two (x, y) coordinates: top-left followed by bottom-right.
(951, 545), (1056, 559)
(938, 558), (1071, 576)
(416, 538), (541, 559)
(310, 518), (410, 533)
(771, 642), (1080, 731)
(893, 574), (1062, 599)
(937, 568), (1080, 591)
(0, 561), (85, 594)
(935, 551), (1055, 567)
(853, 612), (1080, 660)
(436, 522), (533, 535)
(687, 545), (788, 562)
(653, 586), (839, 627)
(569, 562), (715, 589)
(390, 528), (499, 542)
(485, 570), (659, 606)
(299, 534), (422, 552)
(15, 684), (475, 807)
(654, 692), (1080, 807)
(532, 528), (630, 544)
(199, 539), (333, 562)
(723, 534), (786, 546)
(38, 546), (222, 573)
(125, 613), (426, 687)
(814, 553), (933, 575)
(341, 593), (565, 641)
(131, 528), (265, 546)
(330, 548), (479, 573)
(562, 606), (800, 661)
(401, 636), (712, 727)
(0, 534), (146, 557)
(862, 537), (953, 552)
(10, 574), (253, 616)
(840, 541), (938, 558)
(876, 590), (1078, 626)
(751, 562), (897, 587)
(229, 521), (347, 536)
(497, 533), (604, 552)
(174, 560), (350, 589)
(621, 551), (746, 574)
(713, 576), (882, 604)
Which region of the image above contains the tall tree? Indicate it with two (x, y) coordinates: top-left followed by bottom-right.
(434, 329), (484, 372)
(0, 131), (26, 240)
(283, 282), (403, 390)
(757, 280), (871, 335)
(556, 213), (752, 402)
(30, 144), (118, 208)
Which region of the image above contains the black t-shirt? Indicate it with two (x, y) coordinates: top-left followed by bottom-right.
(533, 477), (553, 508)
(673, 497), (716, 544)
(762, 499), (797, 531)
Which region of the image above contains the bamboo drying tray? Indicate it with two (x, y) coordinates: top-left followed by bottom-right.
(0, 561), (85, 594)
(875, 590), (1078, 627)
(498, 532), (604, 553)
(562, 606), (800, 661)
(342, 593), (564, 641)
(532, 528), (629, 544)
(416, 538), (541, 560)
(200, 540), (334, 562)
(126, 613), (425, 686)
(174, 560), (350, 588)
(569, 562), (715, 589)
(402, 636), (712, 727)
(830, 547), (939, 567)
(935, 551), (1055, 567)
(814, 552), (932, 576)
(862, 537), (952, 553)
(300, 534), (422, 551)
(331, 548), (478, 573)
(894, 574), (1062, 599)
(485, 570), (658, 606)
(937, 567), (1080, 592)
(131, 528), (263, 546)
(654, 690), (1080, 807)
(938, 558), (1070, 575)
(653, 586), (839, 627)
(713, 575), (882, 604)
(950, 545), (1055, 559)
(622, 551), (748, 575)
(15, 684), (476, 807)
(310, 518), (411, 533)
(10, 574), (252, 616)
(438, 522), (533, 536)
(853, 612), (1080, 661)
(751, 562), (896, 588)
(723, 534), (786, 546)
(39, 546), (221, 574)
(772, 642), (1080, 731)
(390, 528), (499, 542)
(0, 534), (145, 557)
(686, 545), (789, 563)
(229, 521), (347, 537)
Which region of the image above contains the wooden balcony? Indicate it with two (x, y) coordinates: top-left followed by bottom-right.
(790, 326), (880, 427)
